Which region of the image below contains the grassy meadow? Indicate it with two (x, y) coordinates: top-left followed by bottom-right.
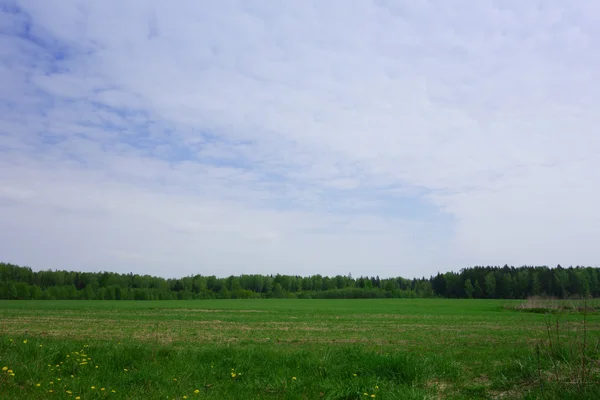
(1, 299), (599, 399)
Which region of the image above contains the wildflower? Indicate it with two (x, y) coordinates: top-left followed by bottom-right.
(7, 369), (13, 373)
(57, 378), (61, 381)
(49, 390), (53, 393)
(66, 390), (72, 394)
(194, 389), (200, 394)
(76, 397), (81, 400)
(39, 344), (43, 347)
(173, 378), (177, 381)
(231, 373), (237, 378)
(91, 386), (96, 390)
(9, 338), (13, 342)
(66, 355), (70, 358)
(292, 377), (297, 380)
(111, 390), (116, 393)
(364, 393), (369, 396)
(36, 384), (41, 387)
(96, 366), (99, 369)
(353, 373), (357, 377)
(124, 368), (128, 372)
(101, 388), (105, 391)
(23, 340), (28, 344)
(71, 375), (75, 378)
(375, 386), (379, 389)
(9, 373), (15, 377)
(183, 397), (188, 399)
(1, 367), (7, 371)
(371, 395), (376, 398)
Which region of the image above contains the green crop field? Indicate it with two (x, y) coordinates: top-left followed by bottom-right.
(1, 299), (599, 399)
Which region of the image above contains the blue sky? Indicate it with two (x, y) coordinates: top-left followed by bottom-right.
(1, 0), (599, 278)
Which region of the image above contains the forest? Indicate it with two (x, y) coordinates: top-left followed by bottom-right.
(0, 262), (598, 300)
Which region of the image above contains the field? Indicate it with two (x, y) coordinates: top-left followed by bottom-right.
(1, 299), (599, 399)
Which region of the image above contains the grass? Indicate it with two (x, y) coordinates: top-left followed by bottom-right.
(0, 299), (599, 399)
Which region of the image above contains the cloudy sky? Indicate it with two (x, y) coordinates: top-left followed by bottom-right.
(1, 1), (599, 279)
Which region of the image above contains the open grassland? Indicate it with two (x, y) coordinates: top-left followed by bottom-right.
(1, 299), (599, 399)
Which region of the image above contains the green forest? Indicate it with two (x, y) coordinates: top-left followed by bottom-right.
(0, 262), (598, 300)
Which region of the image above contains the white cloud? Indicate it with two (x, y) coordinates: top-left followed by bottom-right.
(0, 0), (599, 278)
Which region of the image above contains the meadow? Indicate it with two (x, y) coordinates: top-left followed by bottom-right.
(1, 299), (599, 399)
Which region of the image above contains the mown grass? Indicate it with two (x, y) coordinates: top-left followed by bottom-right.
(1, 299), (599, 399)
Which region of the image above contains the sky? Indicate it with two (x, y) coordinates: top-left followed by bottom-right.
(1, 0), (599, 279)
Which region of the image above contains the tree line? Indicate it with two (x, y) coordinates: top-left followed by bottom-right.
(0, 262), (598, 300)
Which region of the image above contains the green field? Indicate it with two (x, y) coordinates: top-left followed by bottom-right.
(1, 299), (599, 399)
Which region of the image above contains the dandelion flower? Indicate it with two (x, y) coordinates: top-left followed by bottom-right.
(231, 373), (237, 378)
(91, 386), (96, 390)
(9, 373), (15, 377)
(71, 375), (75, 378)
(96, 366), (99, 369)
(353, 373), (357, 377)
(183, 397), (187, 399)
(194, 389), (200, 394)
(7, 369), (13, 374)
(50, 381), (54, 385)
(76, 397), (81, 400)
(48, 390), (53, 393)
(111, 390), (116, 393)
(39, 344), (43, 347)
(364, 393), (368, 396)
(23, 340), (28, 344)
(173, 378), (177, 381)
(124, 368), (128, 372)
(292, 377), (297, 380)
(1, 367), (7, 371)
(36, 383), (41, 387)
(371, 395), (376, 398)
(66, 390), (72, 394)
(101, 388), (105, 391)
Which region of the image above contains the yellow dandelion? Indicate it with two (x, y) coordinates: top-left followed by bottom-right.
(101, 388), (105, 391)
(111, 390), (116, 393)
(7, 369), (13, 373)
(91, 386), (96, 390)
(375, 386), (379, 389)
(194, 389), (200, 394)
(1, 367), (7, 371)
(71, 375), (75, 378)
(231, 373), (237, 378)
(66, 355), (70, 358)
(48, 389), (53, 393)
(36, 383), (41, 387)
(364, 393), (369, 396)
(292, 377), (297, 380)
(39, 344), (43, 347)
(124, 368), (128, 372)
(173, 378), (177, 381)
(66, 390), (72, 394)
(57, 378), (61, 381)
(50, 381), (54, 385)
(183, 397), (188, 399)
(9, 373), (15, 377)
(353, 373), (357, 377)
(23, 339), (28, 344)
(371, 395), (376, 398)
(96, 366), (99, 369)
(76, 397), (81, 400)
